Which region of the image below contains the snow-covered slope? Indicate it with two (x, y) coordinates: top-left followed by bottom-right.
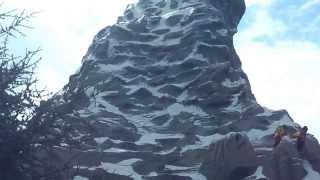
(43, 0), (320, 179)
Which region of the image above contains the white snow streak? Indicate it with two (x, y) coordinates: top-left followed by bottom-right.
(246, 166), (267, 179)
(165, 165), (192, 171)
(162, 7), (194, 19)
(103, 148), (138, 153)
(98, 61), (133, 73)
(94, 137), (109, 144)
(101, 159), (143, 180)
(223, 93), (244, 113)
(167, 103), (208, 116)
(136, 133), (185, 145)
(221, 78), (246, 88)
(73, 176), (89, 180)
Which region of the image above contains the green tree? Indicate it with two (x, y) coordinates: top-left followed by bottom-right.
(0, 7), (47, 180)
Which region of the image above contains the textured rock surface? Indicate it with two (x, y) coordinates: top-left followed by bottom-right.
(272, 137), (306, 180)
(305, 135), (320, 173)
(42, 0), (320, 179)
(200, 133), (257, 180)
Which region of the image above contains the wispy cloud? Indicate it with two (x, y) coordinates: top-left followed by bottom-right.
(267, 0), (320, 44)
(4, 0), (137, 91)
(235, 0), (320, 138)
(237, 10), (287, 43)
(301, 0), (320, 10)
(244, 0), (276, 7)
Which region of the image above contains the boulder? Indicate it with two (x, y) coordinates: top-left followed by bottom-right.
(273, 138), (306, 180)
(200, 133), (257, 180)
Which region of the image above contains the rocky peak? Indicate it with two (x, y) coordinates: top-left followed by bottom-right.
(63, 0), (258, 144)
(43, 0), (320, 179)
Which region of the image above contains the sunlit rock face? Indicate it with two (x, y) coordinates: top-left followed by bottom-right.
(45, 0), (320, 179)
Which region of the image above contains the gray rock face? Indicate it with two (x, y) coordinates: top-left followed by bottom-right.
(43, 0), (320, 179)
(305, 135), (320, 172)
(200, 133), (257, 180)
(272, 138), (306, 180)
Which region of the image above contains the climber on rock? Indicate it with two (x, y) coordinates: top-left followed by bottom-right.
(292, 126), (308, 153)
(273, 126), (285, 148)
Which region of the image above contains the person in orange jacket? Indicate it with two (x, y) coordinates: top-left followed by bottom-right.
(273, 126), (285, 148)
(292, 126), (308, 153)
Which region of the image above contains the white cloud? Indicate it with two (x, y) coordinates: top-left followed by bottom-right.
(236, 40), (320, 138)
(239, 10), (287, 40)
(244, 0), (276, 7)
(301, 0), (320, 10)
(235, 4), (320, 138)
(4, 0), (137, 92)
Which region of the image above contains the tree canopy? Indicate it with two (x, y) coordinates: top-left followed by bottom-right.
(0, 7), (50, 180)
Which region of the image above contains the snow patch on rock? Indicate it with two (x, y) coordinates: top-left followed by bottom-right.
(136, 133), (185, 145)
(101, 159), (143, 180)
(73, 176), (89, 180)
(246, 166), (267, 179)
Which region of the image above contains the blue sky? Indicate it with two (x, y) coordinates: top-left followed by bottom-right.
(5, 0), (320, 138)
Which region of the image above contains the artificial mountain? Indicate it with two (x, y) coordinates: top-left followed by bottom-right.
(41, 0), (320, 179)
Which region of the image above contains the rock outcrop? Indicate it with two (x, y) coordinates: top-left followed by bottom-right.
(200, 133), (257, 180)
(40, 0), (320, 179)
(272, 137), (306, 180)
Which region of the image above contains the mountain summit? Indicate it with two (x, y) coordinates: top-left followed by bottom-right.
(43, 0), (320, 179)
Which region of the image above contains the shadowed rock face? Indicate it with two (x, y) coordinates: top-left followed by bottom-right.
(200, 133), (257, 180)
(42, 0), (320, 179)
(272, 138), (306, 180)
